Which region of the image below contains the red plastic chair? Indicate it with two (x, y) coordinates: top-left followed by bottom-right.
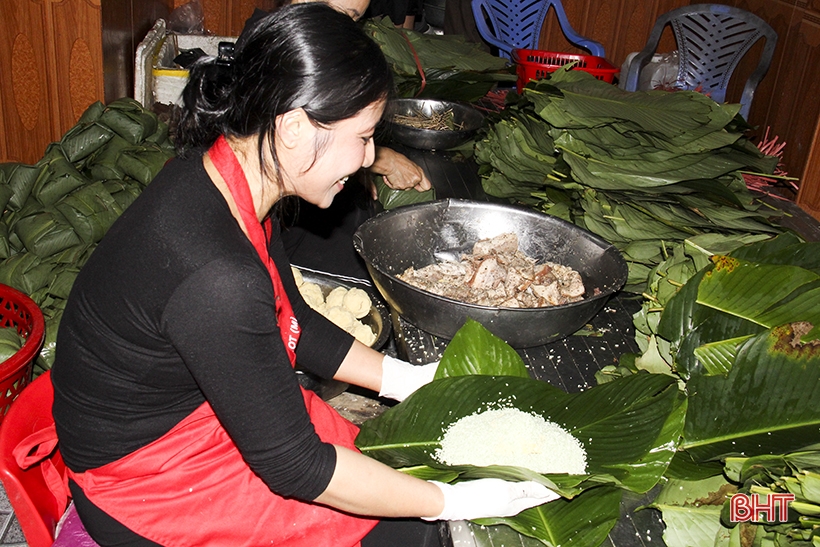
(0, 370), (68, 547)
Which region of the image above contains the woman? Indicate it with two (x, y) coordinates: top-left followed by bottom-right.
(51, 5), (557, 546)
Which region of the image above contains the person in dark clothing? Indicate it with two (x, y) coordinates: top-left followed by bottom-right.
(51, 5), (557, 546)
(242, 2), (431, 279)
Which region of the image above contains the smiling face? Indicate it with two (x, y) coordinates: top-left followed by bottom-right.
(279, 100), (385, 209)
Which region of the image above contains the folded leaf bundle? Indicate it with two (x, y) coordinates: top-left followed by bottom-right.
(99, 99), (158, 145)
(1, 163), (41, 211)
(56, 182), (123, 244)
(117, 145), (170, 186)
(59, 120), (115, 163)
(34, 155), (92, 207)
(0, 326), (24, 364)
(0, 253), (54, 295)
(13, 209), (81, 259)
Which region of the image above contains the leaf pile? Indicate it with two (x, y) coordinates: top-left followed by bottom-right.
(474, 68), (785, 293)
(0, 98), (174, 374)
(605, 233), (820, 545)
(363, 17), (516, 102)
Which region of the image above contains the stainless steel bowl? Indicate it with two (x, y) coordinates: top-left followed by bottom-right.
(353, 199), (628, 348)
(384, 99), (484, 150)
(295, 269), (392, 399)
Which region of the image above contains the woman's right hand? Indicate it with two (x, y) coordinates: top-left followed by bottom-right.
(423, 479), (560, 521)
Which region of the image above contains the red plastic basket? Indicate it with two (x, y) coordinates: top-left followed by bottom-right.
(0, 284), (45, 424)
(512, 49), (619, 91)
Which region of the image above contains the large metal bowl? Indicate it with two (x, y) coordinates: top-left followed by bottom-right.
(295, 268), (391, 400)
(383, 98), (484, 150)
(353, 199), (628, 348)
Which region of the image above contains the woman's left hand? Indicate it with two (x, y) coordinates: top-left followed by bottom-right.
(368, 147), (431, 198)
(379, 355), (438, 402)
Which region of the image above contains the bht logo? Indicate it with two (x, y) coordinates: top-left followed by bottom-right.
(730, 493), (795, 522)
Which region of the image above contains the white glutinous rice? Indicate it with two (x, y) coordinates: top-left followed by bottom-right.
(434, 407), (587, 475)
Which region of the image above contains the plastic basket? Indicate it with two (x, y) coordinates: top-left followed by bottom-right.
(512, 49), (619, 91)
(0, 284), (45, 423)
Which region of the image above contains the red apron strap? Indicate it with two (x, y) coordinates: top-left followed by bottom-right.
(13, 424), (69, 517)
(208, 135), (302, 364)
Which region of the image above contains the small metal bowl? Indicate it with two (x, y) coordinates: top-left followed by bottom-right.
(295, 269), (391, 400)
(383, 98), (484, 150)
(353, 199), (628, 348)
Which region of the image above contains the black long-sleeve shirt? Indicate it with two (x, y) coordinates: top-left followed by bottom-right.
(52, 154), (354, 501)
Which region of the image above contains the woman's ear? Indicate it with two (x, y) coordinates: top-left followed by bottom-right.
(276, 108), (315, 150)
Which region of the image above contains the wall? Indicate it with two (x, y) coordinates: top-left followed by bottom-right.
(0, 0), (171, 165)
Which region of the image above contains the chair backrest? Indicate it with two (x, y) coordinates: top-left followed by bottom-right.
(623, 4), (777, 120)
(470, 0), (605, 60)
(0, 370), (65, 547)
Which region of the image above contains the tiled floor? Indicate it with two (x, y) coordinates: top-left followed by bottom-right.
(0, 492), (27, 546)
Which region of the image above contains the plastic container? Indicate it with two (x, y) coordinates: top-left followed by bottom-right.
(512, 49), (619, 91)
(0, 284), (46, 423)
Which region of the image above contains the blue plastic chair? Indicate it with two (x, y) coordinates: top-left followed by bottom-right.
(470, 0), (605, 60)
(623, 4), (777, 120)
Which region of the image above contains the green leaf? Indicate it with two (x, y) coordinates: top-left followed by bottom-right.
(356, 372), (682, 496)
(697, 256), (820, 340)
(435, 318), (529, 379)
(375, 176), (436, 210)
(654, 504), (729, 547)
(475, 485), (623, 546)
(682, 324), (820, 463)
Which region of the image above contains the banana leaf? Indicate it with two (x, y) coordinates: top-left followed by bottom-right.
(649, 475), (734, 547)
(0, 253), (53, 294)
(86, 135), (133, 181)
(357, 369), (683, 495)
(697, 256), (820, 341)
(117, 146), (173, 186)
(357, 368), (683, 546)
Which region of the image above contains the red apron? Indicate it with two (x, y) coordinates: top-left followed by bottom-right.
(67, 136), (378, 546)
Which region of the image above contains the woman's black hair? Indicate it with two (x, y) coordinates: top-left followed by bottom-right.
(175, 2), (392, 180)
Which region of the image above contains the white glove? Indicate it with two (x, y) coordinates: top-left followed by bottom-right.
(378, 355), (438, 402)
(423, 479), (560, 521)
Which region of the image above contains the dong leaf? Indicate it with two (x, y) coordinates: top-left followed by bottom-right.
(682, 324), (820, 464)
(697, 256), (820, 341)
(356, 370), (683, 496)
(435, 318), (528, 379)
(474, 485), (623, 546)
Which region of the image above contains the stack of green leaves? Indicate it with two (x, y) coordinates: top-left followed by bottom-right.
(0, 98), (175, 375)
(607, 233), (820, 545)
(356, 319), (685, 546)
(474, 68), (785, 294)
(363, 16), (516, 102)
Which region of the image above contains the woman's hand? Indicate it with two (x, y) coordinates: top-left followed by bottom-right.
(378, 355), (438, 402)
(368, 146), (431, 198)
(423, 479), (560, 521)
